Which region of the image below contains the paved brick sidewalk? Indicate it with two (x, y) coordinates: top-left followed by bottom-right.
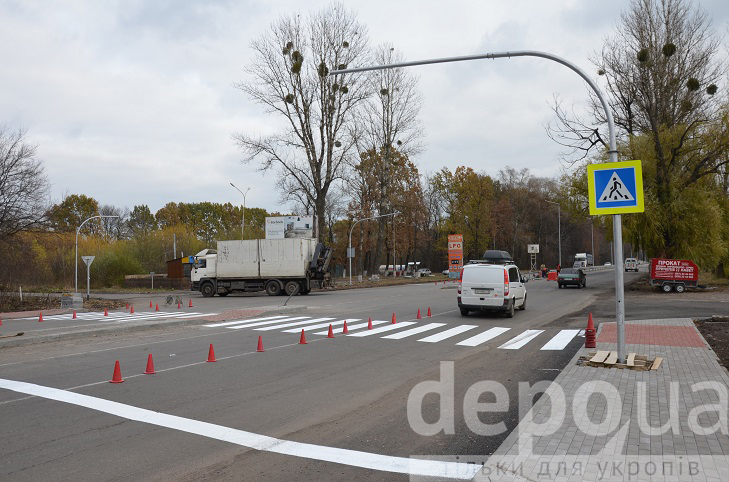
(475, 318), (729, 481)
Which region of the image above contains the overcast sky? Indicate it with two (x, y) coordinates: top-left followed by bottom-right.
(2, 0), (728, 215)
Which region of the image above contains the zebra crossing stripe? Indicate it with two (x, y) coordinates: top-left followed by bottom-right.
(281, 319), (360, 333)
(456, 327), (511, 347)
(254, 318), (336, 331)
(348, 322), (417, 337)
(498, 330), (544, 349)
(540, 329), (580, 350)
(312, 320), (389, 335)
(204, 315), (290, 328)
(418, 325), (478, 343)
(227, 316), (312, 330)
(381, 323), (446, 339)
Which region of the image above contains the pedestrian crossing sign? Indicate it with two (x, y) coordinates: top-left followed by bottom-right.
(587, 160), (644, 215)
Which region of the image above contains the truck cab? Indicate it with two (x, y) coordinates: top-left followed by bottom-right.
(191, 249), (219, 296)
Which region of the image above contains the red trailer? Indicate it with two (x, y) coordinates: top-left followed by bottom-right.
(649, 258), (699, 293)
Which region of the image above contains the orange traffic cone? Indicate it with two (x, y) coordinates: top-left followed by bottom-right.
(155, 303), (159, 311)
(130, 305), (135, 313)
(72, 310), (77, 319)
(150, 301), (153, 308)
(144, 354), (156, 374)
(391, 313), (396, 324)
(38, 312), (44, 322)
(585, 313), (596, 349)
(109, 360), (124, 383)
(257, 336), (264, 352)
(104, 308), (108, 316)
(0, 318), (3, 326)
(299, 329), (307, 344)
(368, 318), (373, 330)
(207, 344), (217, 362)
(177, 301), (181, 309)
(342, 320), (349, 334)
(427, 307), (432, 317)
(125, 303), (129, 310)
(189, 299), (193, 308)
(327, 324), (335, 338)
(416, 309), (422, 319)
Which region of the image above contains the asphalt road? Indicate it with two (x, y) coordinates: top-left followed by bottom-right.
(0, 268), (725, 481)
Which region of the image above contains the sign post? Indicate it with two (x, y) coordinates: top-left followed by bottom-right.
(81, 256), (95, 301)
(527, 244), (539, 279)
(447, 235), (464, 279)
(588, 160), (644, 363)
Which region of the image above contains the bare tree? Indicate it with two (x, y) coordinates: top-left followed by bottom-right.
(352, 45), (424, 272)
(99, 204), (131, 240)
(234, 3), (369, 241)
(0, 127), (49, 240)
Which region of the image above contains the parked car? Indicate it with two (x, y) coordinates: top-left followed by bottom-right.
(604, 262), (612, 266)
(442, 269), (450, 276)
(557, 268), (586, 289)
(457, 254), (527, 318)
(417, 268), (432, 276)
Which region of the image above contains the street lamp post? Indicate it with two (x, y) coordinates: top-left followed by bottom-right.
(331, 49), (627, 362)
(545, 200), (561, 268)
(230, 183), (250, 239)
(75, 215), (119, 293)
(348, 212), (400, 285)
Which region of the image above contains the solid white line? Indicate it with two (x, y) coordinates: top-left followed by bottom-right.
(228, 316), (312, 330)
(281, 319), (360, 333)
(348, 322), (417, 337)
(456, 327), (511, 347)
(312, 320), (389, 335)
(498, 330), (544, 350)
(0, 379), (480, 479)
(540, 329), (580, 350)
(418, 325), (478, 343)
(381, 323), (446, 339)
(204, 315), (290, 328)
(254, 317), (336, 331)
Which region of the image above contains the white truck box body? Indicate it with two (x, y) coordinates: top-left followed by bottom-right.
(215, 238), (317, 279)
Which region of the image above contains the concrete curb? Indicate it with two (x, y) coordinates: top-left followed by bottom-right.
(0, 304), (306, 349)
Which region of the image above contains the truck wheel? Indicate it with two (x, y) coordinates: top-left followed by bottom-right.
(265, 280), (282, 296)
(675, 284), (685, 293)
(662, 283), (673, 293)
(300, 289), (311, 295)
(505, 300), (515, 318)
(201, 282), (215, 298)
(285, 281), (299, 296)
(218, 291), (229, 297)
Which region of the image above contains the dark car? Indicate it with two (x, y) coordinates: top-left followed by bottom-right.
(557, 268), (586, 289)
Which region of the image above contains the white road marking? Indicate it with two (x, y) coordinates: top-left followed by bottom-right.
(254, 317), (337, 331)
(312, 320), (389, 335)
(348, 322), (417, 337)
(456, 327), (511, 347)
(281, 319), (360, 333)
(204, 315), (290, 328)
(381, 323), (446, 339)
(227, 316), (312, 330)
(540, 329), (581, 350)
(0, 379), (480, 479)
(498, 330), (544, 349)
(418, 325), (478, 343)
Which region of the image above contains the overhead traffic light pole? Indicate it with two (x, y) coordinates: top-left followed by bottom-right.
(331, 50), (626, 362)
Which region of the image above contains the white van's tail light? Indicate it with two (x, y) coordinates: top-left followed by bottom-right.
(504, 269), (510, 296)
(458, 269), (462, 294)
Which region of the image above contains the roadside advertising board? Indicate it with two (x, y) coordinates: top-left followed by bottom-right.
(650, 259), (699, 282)
(265, 215), (315, 239)
(448, 234), (464, 279)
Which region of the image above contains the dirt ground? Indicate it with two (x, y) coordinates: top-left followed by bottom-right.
(695, 317), (729, 369)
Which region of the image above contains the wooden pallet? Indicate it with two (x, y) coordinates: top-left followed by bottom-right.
(580, 351), (662, 371)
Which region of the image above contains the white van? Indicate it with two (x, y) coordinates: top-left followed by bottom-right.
(624, 258), (638, 272)
(458, 262), (527, 318)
